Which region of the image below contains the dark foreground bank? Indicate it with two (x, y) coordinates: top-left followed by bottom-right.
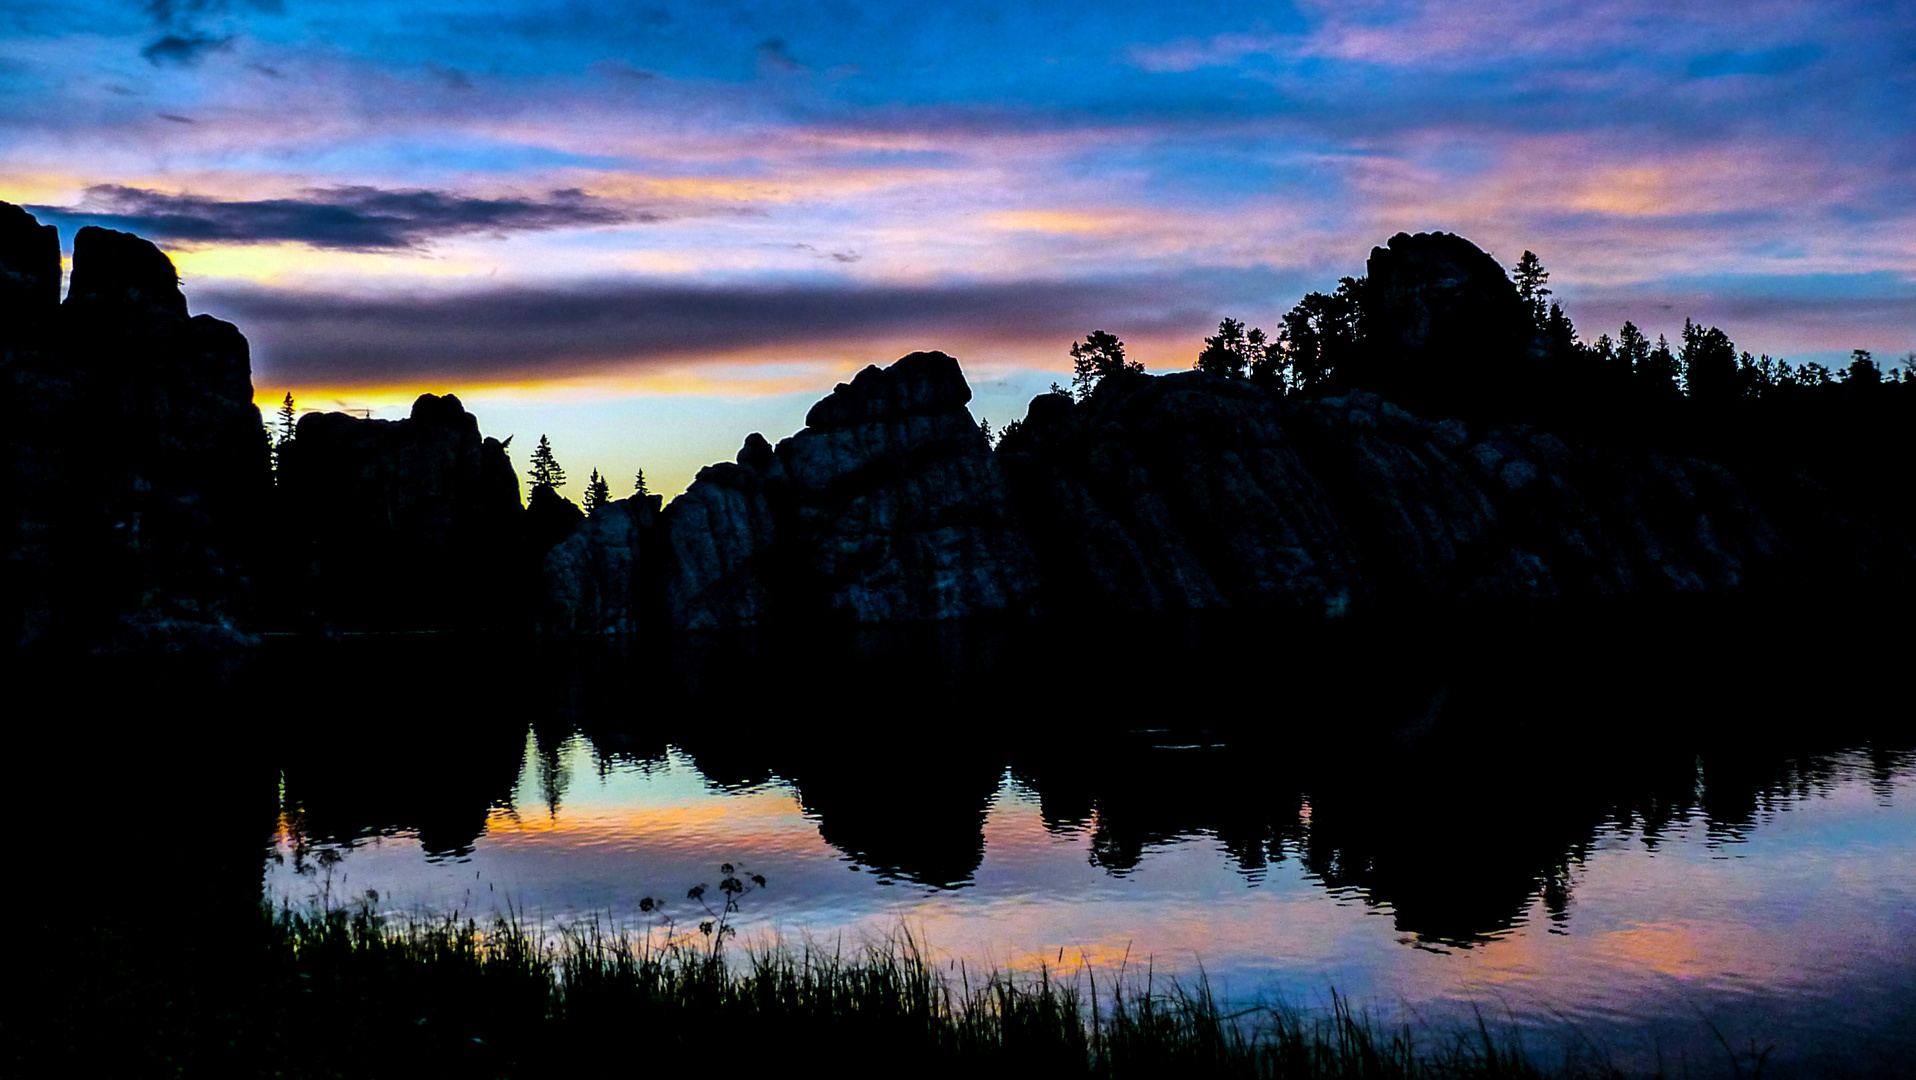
(19, 898), (1676, 1080)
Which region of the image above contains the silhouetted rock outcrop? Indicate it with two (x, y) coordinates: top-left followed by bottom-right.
(1000, 375), (1892, 611)
(659, 351), (1039, 630)
(2, 208), (270, 649)
(997, 372), (1358, 615)
(275, 393), (522, 630)
(0, 202), (60, 329)
(1342, 230), (1540, 420)
(538, 344), (1913, 635)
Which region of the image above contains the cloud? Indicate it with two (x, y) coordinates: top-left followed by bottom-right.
(141, 32), (234, 66)
(757, 38), (805, 75)
(28, 184), (651, 250)
(143, 0), (282, 28)
(197, 275), (1217, 386)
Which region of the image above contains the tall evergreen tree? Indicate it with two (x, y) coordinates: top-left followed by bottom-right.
(526, 434), (567, 492)
(1543, 301), (1578, 355)
(1616, 321), (1651, 375)
(1512, 251), (1551, 328)
(633, 469), (649, 497)
(1279, 277), (1365, 394)
(582, 468), (612, 513)
(277, 392), (297, 445)
(1679, 318), (1739, 402)
(1642, 334), (1681, 395)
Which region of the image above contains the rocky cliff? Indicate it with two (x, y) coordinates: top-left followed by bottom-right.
(545, 350), (1039, 632)
(2, 205), (270, 649)
(545, 343), (1909, 633)
(275, 393), (525, 630)
(999, 376), (1817, 614)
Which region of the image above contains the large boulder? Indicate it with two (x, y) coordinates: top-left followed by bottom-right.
(1341, 231), (1540, 421)
(275, 393), (522, 630)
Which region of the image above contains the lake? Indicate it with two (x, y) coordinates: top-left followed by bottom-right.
(51, 599), (1916, 1077)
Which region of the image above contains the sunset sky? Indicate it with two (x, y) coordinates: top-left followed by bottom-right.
(5, 0), (1912, 496)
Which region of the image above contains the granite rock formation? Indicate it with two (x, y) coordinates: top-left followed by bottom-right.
(275, 393), (523, 630)
(2, 207), (270, 649)
(996, 372), (1358, 616)
(662, 351), (1040, 630)
(1340, 230), (1542, 421)
(540, 493), (662, 634)
(999, 374), (1895, 612)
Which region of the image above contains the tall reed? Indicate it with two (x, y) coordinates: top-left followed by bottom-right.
(222, 898), (1615, 1079)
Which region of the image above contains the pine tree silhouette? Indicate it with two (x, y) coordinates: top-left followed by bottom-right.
(582, 468), (612, 513)
(526, 434), (567, 492)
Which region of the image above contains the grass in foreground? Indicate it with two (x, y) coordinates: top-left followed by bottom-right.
(23, 898), (1646, 1079)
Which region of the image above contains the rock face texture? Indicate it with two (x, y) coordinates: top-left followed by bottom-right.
(276, 393), (524, 630)
(542, 342), (1912, 635)
(540, 494), (662, 634)
(2, 209), (270, 649)
(996, 372), (1358, 616)
(999, 375), (1897, 613)
(662, 351), (1038, 630)
(545, 351), (1040, 632)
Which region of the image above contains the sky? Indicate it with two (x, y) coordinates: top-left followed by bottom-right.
(4, 0), (1913, 497)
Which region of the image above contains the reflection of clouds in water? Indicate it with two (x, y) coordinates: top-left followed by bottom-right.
(262, 733), (1916, 1073)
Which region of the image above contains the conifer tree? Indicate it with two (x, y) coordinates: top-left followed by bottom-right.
(1513, 251), (1551, 328)
(1616, 321), (1651, 374)
(1195, 318), (1270, 379)
(582, 468), (611, 513)
(526, 434), (567, 492)
(633, 469), (649, 497)
(1642, 334), (1681, 395)
(1069, 329), (1140, 401)
(277, 392), (297, 445)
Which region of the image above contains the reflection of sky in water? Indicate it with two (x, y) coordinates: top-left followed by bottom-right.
(266, 737), (1916, 1073)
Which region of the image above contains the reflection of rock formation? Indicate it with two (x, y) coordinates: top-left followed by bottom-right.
(271, 637), (532, 859)
(275, 393), (524, 630)
(786, 748), (1006, 889)
(3, 207), (270, 649)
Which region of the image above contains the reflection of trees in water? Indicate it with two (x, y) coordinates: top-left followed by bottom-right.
(258, 607), (1912, 941)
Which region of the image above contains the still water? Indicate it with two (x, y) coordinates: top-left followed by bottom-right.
(252, 608), (1916, 1077)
